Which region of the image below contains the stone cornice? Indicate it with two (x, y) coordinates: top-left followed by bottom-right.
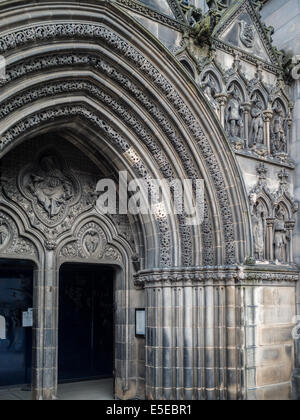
(134, 265), (299, 287)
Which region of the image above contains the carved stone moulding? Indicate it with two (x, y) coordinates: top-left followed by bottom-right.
(0, 22), (240, 265)
(134, 265), (299, 288)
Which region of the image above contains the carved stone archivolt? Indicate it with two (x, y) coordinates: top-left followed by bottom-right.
(60, 221), (122, 264)
(0, 20), (243, 264)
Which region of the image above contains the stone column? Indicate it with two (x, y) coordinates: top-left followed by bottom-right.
(287, 113), (293, 155)
(32, 248), (58, 400)
(215, 94), (228, 128)
(266, 218), (275, 262)
(142, 268), (245, 400)
(263, 110), (273, 155)
(286, 221), (295, 264)
(242, 103), (251, 149)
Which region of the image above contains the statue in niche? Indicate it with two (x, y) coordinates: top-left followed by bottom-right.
(201, 73), (220, 112)
(271, 102), (287, 154)
(26, 154), (73, 218)
(250, 97), (265, 146)
(225, 85), (244, 141)
(239, 21), (255, 49)
(274, 207), (287, 263)
(0, 219), (9, 248)
(251, 200), (265, 261)
(84, 230), (100, 255)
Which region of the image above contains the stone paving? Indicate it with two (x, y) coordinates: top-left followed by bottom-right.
(0, 379), (114, 401)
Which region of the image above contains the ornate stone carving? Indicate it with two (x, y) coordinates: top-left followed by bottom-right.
(274, 206), (288, 264)
(77, 222), (106, 258)
(249, 163), (298, 265)
(0, 22), (237, 264)
(271, 101), (287, 158)
(239, 21), (254, 49)
(60, 221), (122, 263)
(200, 73), (220, 112)
(19, 151), (80, 227)
(103, 245), (122, 263)
(250, 95), (265, 146)
(0, 218), (10, 250)
(0, 212), (37, 257)
(250, 199), (266, 261)
(225, 84), (244, 148)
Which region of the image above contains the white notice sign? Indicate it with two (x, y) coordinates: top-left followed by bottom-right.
(22, 308), (33, 328)
(135, 309), (146, 336)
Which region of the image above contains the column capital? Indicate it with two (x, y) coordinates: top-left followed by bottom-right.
(263, 110), (273, 122)
(215, 93), (228, 105)
(266, 217), (275, 227)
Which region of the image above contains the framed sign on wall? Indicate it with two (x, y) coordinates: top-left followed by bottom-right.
(135, 309), (146, 337)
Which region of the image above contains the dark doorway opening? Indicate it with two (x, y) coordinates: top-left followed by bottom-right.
(58, 264), (114, 383)
(0, 259), (34, 387)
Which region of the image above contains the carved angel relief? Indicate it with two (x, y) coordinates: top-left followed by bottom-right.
(19, 152), (80, 227)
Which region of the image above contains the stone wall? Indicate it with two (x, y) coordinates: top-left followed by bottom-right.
(245, 282), (296, 400)
(262, 0), (300, 398)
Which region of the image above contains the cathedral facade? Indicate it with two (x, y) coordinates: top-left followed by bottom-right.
(0, 0), (299, 400)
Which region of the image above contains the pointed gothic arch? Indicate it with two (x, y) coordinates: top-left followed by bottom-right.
(0, 0), (255, 401)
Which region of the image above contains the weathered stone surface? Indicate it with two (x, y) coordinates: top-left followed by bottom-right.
(0, 0), (298, 401)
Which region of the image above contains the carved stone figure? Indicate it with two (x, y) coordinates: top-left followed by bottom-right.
(274, 207), (287, 263)
(26, 154), (73, 218)
(0, 219), (9, 248)
(252, 203), (265, 261)
(225, 86), (244, 142)
(250, 97), (265, 145)
(201, 73), (220, 111)
(271, 103), (287, 154)
(239, 21), (254, 49)
(84, 230), (100, 255)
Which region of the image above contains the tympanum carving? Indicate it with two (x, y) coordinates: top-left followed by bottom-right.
(20, 152), (80, 227)
(60, 221), (122, 264)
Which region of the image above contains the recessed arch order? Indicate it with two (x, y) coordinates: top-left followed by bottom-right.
(0, 0), (251, 268)
(0, 0), (255, 401)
